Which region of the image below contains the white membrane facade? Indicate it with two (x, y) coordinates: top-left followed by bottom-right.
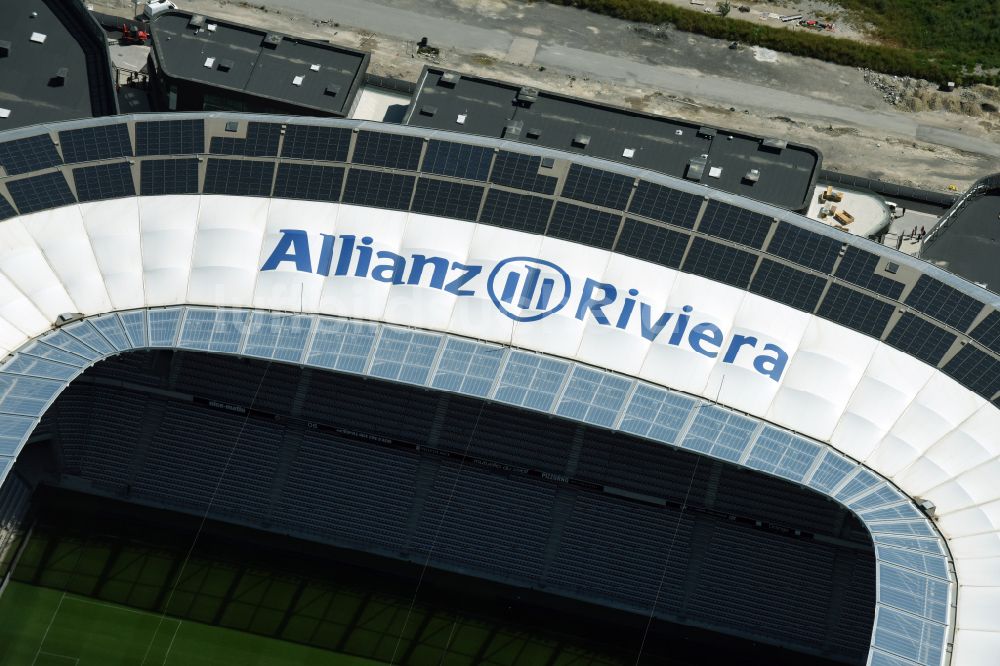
(0, 188), (995, 664)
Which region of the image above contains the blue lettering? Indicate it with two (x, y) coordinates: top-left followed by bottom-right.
(354, 236), (374, 277)
(334, 235), (355, 276)
(753, 343), (789, 382)
(689, 322), (724, 357)
(371, 251), (407, 284)
(261, 229), (311, 273)
(575, 278), (617, 325)
(316, 234), (335, 277)
(444, 262), (481, 296)
(407, 255), (450, 289)
(668, 305), (694, 345)
(639, 304), (674, 342)
(723, 334), (758, 363)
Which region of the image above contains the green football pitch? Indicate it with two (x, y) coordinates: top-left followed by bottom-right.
(0, 581), (386, 666)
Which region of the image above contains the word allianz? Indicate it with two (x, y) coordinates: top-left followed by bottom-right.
(261, 230), (789, 381)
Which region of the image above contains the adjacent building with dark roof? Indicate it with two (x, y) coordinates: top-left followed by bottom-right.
(0, 0), (117, 131)
(147, 11), (369, 117)
(920, 173), (1000, 290)
(404, 67), (822, 212)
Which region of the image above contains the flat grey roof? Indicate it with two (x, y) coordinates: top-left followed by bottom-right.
(922, 184), (1000, 290)
(150, 11), (369, 116)
(405, 67), (822, 211)
(0, 0), (114, 130)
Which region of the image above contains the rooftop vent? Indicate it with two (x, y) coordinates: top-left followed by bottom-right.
(0, 108), (10, 119)
(225, 121), (239, 132)
(698, 126), (717, 138)
(540, 157), (555, 169)
(262, 33), (283, 48)
(516, 86), (539, 104)
(0, 40), (11, 57)
(207, 23), (217, 32)
(324, 83), (341, 97)
(503, 120), (523, 138)
(526, 127), (542, 139)
(203, 57), (215, 68)
(572, 134), (591, 149)
(50, 67), (68, 87)
(762, 138), (787, 151)
(685, 156), (707, 182)
(456, 113), (467, 125)
(439, 71), (459, 87)
(292, 75), (304, 86)
(310, 63), (320, 71)
(743, 168), (760, 183)
(622, 147), (635, 159)
(420, 105), (437, 117)
(188, 14), (205, 28)
(30, 32), (47, 44)
(55, 313), (84, 327)
(217, 59), (234, 72)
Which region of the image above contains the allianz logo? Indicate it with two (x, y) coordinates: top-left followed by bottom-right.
(262, 230), (789, 381)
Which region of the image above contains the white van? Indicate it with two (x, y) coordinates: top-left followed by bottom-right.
(143, 0), (177, 20)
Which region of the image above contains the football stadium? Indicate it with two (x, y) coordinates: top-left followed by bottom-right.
(0, 4), (999, 666)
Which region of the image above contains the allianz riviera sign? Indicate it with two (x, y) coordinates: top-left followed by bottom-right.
(262, 229), (790, 381)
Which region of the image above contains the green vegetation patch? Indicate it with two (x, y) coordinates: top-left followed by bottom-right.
(536, 0), (999, 86)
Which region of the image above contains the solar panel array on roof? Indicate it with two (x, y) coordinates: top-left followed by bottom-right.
(682, 238), (757, 289)
(547, 202), (621, 249)
(0, 193), (17, 221)
(971, 310), (1000, 355)
(489, 152), (557, 195)
(351, 131), (422, 170)
(750, 259), (827, 313)
(280, 125), (352, 162)
(411, 178), (483, 221)
(342, 169), (414, 210)
(616, 218), (688, 269)
(203, 158), (274, 196)
(140, 158), (200, 195)
(905, 275), (983, 331)
(72, 162), (136, 202)
(885, 313), (957, 367)
(421, 140), (492, 181)
(478, 189), (552, 234)
(209, 122), (281, 157)
(627, 181), (701, 229)
(834, 248), (904, 300)
(0, 135), (62, 176)
(58, 124), (133, 164)
(766, 222), (840, 273)
(942, 345), (1000, 401)
(273, 163), (344, 202)
(561, 164), (633, 210)
(698, 200), (772, 249)
(817, 284), (894, 338)
(6, 171), (75, 214)
(136, 119), (205, 156)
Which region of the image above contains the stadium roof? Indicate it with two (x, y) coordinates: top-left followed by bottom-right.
(404, 67), (822, 212)
(2, 113), (1000, 665)
(149, 11), (369, 117)
(0, 0), (117, 131)
(920, 174), (1000, 291)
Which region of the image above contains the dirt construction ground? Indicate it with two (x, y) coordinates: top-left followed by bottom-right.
(98, 0), (1000, 193)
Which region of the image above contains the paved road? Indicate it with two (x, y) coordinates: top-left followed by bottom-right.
(263, 0), (1000, 161)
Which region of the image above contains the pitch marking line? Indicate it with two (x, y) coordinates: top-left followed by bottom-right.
(32, 591), (67, 666)
(37, 652), (80, 665)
